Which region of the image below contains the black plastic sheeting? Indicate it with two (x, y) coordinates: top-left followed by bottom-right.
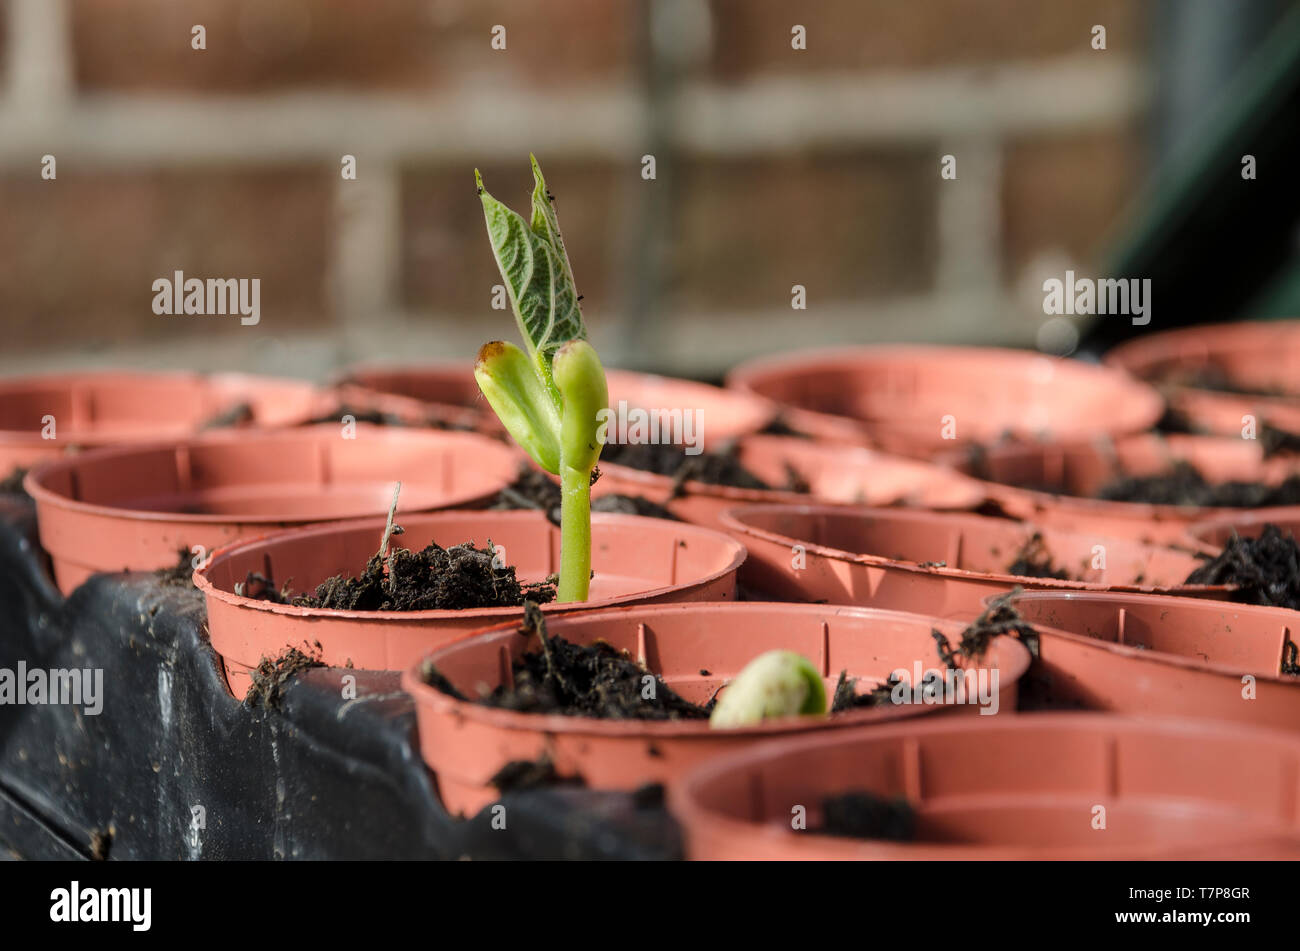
(0, 496), (681, 860)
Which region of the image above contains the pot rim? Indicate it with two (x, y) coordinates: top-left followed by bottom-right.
(0, 369), (321, 447)
(953, 432), (1300, 526)
(22, 423), (517, 526)
(668, 711), (1300, 859)
(1005, 587), (1300, 685)
(338, 363), (779, 423)
(400, 599), (1033, 739)
(195, 510), (749, 622)
(598, 434), (984, 506)
(725, 345), (1165, 449)
(1186, 508), (1300, 544)
(1104, 319), (1300, 380)
(718, 502), (1233, 596)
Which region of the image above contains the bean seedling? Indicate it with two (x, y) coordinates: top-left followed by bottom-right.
(474, 157), (609, 602)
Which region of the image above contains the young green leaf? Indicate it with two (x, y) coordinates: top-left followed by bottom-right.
(476, 165), (587, 398)
(528, 154), (578, 292)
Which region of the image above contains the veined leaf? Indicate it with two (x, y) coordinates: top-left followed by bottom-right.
(476, 165), (587, 403)
(528, 154), (578, 292)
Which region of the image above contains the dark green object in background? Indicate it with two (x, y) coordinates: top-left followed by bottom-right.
(1090, 3), (1300, 351)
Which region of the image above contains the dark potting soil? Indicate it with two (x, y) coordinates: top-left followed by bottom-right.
(488, 754), (585, 794)
(816, 791), (916, 842)
(425, 603), (712, 721)
(600, 442), (809, 495)
(199, 402), (254, 430)
(1097, 461), (1300, 508)
(591, 493), (682, 520)
(757, 416), (813, 439)
(1260, 422), (1300, 458)
(829, 669), (902, 712)
(831, 598), (1039, 714)
(244, 643), (327, 710)
(1005, 532), (1071, 580)
(493, 467), (679, 524)
(1164, 366), (1289, 398)
(304, 404), (414, 428)
(1153, 405), (1208, 437)
(154, 548), (199, 588)
(1184, 524), (1300, 611)
(302, 404), (468, 431)
(0, 467), (27, 495)
(234, 570), (293, 603)
(1150, 405), (1300, 455)
(291, 541), (556, 611)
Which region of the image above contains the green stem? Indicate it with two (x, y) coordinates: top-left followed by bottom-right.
(557, 461), (591, 602)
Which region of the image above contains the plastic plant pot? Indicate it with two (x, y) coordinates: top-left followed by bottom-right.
(718, 504), (1229, 619)
(318, 382), (481, 430)
(0, 370), (322, 476)
(25, 424), (520, 594)
(1105, 321), (1300, 442)
(401, 601), (1031, 817)
(197, 510), (747, 698)
(669, 713), (1300, 860)
(725, 345), (1163, 457)
(1105, 319), (1300, 395)
(1164, 386), (1300, 441)
(333, 362), (492, 432)
(341, 362), (777, 443)
(593, 435), (986, 528)
(1187, 508), (1300, 549)
(948, 432), (1300, 544)
(1008, 589), (1300, 728)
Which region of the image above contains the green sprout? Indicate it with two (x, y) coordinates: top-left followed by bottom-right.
(709, 650), (828, 729)
(474, 156), (608, 603)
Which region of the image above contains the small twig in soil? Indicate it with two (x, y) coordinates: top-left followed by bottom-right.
(932, 591), (1040, 664)
(520, 599), (567, 694)
(379, 481), (404, 562)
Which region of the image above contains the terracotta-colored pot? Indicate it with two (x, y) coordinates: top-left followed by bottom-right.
(718, 504), (1228, 618)
(1187, 508), (1300, 549)
(25, 425), (519, 594)
(0, 370), (321, 476)
(594, 435), (985, 528)
(1008, 589), (1300, 727)
(332, 363), (491, 431)
(725, 346), (1163, 458)
(342, 363), (777, 443)
(1106, 321), (1300, 442)
(670, 713), (1300, 859)
(949, 432), (1300, 544)
(1106, 319), (1300, 393)
(197, 511), (747, 698)
(315, 383), (479, 430)
(1165, 387), (1300, 441)
(402, 601), (1031, 817)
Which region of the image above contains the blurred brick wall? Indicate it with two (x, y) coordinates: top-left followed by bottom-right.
(0, 0), (1151, 377)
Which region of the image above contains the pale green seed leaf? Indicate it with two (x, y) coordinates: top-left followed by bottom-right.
(474, 340), (562, 474)
(709, 650), (828, 729)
